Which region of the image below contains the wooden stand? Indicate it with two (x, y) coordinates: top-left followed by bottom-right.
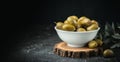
(54, 42), (103, 58)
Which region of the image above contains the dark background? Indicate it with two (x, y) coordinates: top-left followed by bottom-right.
(32, 0), (120, 23)
(5, 0), (120, 62)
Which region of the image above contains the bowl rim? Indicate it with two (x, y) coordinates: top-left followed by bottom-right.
(54, 26), (100, 33)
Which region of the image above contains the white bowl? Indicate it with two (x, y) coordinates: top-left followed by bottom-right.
(54, 27), (100, 47)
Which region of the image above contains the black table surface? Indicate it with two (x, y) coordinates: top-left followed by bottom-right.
(6, 24), (120, 62)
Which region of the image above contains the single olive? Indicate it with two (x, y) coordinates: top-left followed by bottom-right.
(103, 49), (114, 57)
(77, 28), (86, 32)
(78, 16), (87, 22)
(62, 24), (75, 31)
(67, 15), (78, 21)
(64, 20), (73, 25)
(78, 17), (91, 27)
(81, 18), (91, 25)
(56, 22), (64, 29)
(88, 40), (98, 48)
(95, 39), (103, 46)
(64, 20), (78, 28)
(66, 18), (78, 27)
(87, 24), (99, 31)
(91, 20), (99, 25)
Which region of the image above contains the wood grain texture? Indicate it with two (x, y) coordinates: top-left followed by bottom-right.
(54, 42), (103, 58)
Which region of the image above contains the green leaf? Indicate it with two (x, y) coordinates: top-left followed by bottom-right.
(111, 42), (120, 49)
(104, 22), (112, 37)
(118, 26), (120, 29)
(112, 33), (120, 39)
(112, 22), (116, 34)
(117, 23), (120, 29)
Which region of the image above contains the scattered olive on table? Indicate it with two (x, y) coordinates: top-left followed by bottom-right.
(88, 40), (98, 48)
(103, 49), (114, 57)
(95, 39), (103, 46)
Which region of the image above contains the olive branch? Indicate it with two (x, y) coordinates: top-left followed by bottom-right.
(96, 22), (120, 49)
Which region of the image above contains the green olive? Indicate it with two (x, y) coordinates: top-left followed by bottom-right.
(67, 16), (78, 25)
(62, 24), (75, 31)
(64, 20), (78, 28)
(88, 40), (98, 48)
(78, 17), (91, 27)
(71, 15), (79, 20)
(67, 15), (78, 21)
(91, 20), (99, 25)
(95, 39), (103, 46)
(56, 22), (64, 29)
(78, 16), (87, 22)
(103, 49), (114, 57)
(87, 24), (99, 31)
(77, 28), (86, 32)
(64, 20), (73, 25)
(81, 18), (91, 25)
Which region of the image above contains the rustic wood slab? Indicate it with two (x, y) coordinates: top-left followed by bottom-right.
(54, 42), (103, 58)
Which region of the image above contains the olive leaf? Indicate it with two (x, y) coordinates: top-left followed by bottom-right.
(103, 37), (113, 45)
(93, 22), (119, 49)
(116, 23), (120, 28)
(112, 22), (116, 34)
(118, 26), (120, 29)
(104, 22), (112, 38)
(112, 23), (120, 40)
(112, 33), (120, 39)
(116, 23), (120, 34)
(99, 22), (120, 49)
(111, 42), (120, 49)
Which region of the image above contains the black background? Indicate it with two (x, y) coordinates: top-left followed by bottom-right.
(4, 0), (120, 62)
(32, 0), (120, 23)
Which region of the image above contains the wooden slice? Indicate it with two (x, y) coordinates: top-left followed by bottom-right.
(54, 42), (103, 58)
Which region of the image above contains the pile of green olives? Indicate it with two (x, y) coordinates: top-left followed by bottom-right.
(55, 15), (99, 32)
